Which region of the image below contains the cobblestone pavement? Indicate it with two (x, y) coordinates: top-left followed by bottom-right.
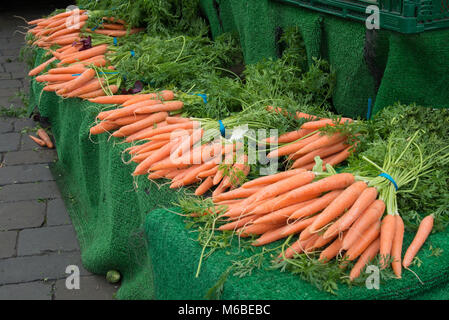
(0, 7), (119, 300)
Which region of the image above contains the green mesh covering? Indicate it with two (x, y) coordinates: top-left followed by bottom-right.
(144, 207), (449, 300)
(199, 0), (449, 118)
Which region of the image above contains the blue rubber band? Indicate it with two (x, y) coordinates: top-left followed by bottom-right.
(72, 73), (81, 76)
(218, 120), (226, 137)
(367, 97), (373, 120)
(113, 37), (117, 46)
(130, 50), (135, 57)
(187, 93), (208, 104)
(379, 173), (398, 191)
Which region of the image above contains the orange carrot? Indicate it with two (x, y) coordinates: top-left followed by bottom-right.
(28, 57), (57, 76)
(89, 121), (120, 135)
(252, 199), (316, 225)
(349, 238), (380, 280)
(121, 90), (175, 106)
(238, 222), (284, 237)
(100, 23), (126, 30)
(60, 68), (96, 93)
(218, 215), (259, 231)
(79, 85), (118, 99)
(319, 236), (344, 262)
(29, 135), (46, 147)
(134, 101), (184, 115)
(309, 181), (367, 233)
(241, 169), (306, 189)
(198, 166), (219, 179)
(379, 214), (396, 269)
(391, 215), (404, 278)
(342, 200), (385, 251)
(35, 74), (76, 82)
(88, 95), (135, 105)
(148, 170), (172, 180)
(345, 221), (381, 261)
(102, 99), (163, 120)
(48, 65), (87, 74)
(279, 215), (318, 237)
(36, 129), (54, 148)
(402, 214), (434, 268)
(213, 186), (261, 202)
(195, 177), (214, 196)
(112, 112), (169, 137)
(65, 78), (105, 97)
(112, 114), (148, 126)
(265, 129), (312, 144)
(126, 121), (197, 142)
(301, 118), (353, 130)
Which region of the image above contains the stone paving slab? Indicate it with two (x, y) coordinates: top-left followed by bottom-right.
(0, 200), (46, 231)
(0, 252), (91, 285)
(2, 149), (57, 165)
(0, 163), (54, 185)
(17, 225), (80, 256)
(54, 275), (118, 300)
(46, 198), (71, 226)
(0, 132), (20, 152)
(13, 118), (35, 131)
(0, 118), (13, 133)
(0, 231), (17, 259)
(0, 180), (61, 202)
(0, 281), (52, 300)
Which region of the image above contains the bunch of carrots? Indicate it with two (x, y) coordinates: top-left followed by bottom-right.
(205, 170), (433, 281)
(89, 91), (251, 196)
(265, 106), (355, 171)
(26, 10), (143, 100)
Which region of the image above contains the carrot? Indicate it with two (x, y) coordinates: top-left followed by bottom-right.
(90, 28), (143, 36)
(102, 100), (164, 121)
(166, 116), (191, 124)
(288, 189), (343, 221)
(79, 85), (118, 99)
(148, 170), (172, 180)
(88, 95), (135, 105)
(133, 138), (182, 176)
(252, 199), (316, 225)
(238, 222), (284, 237)
(101, 23), (126, 30)
(65, 78), (106, 98)
(279, 215), (317, 237)
(319, 236), (344, 262)
(291, 141), (349, 169)
(251, 173), (356, 215)
(181, 158), (221, 186)
(47, 24), (84, 41)
(301, 118), (353, 130)
(28, 57), (57, 76)
(349, 238), (380, 280)
(379, 214), (397, 269)
(134, 101), (184, 115)
(218, 215), (259, 231)
(48, 65), (87, 74)
(131, 151), (157, 163)
(29, 135), (46, 147)
(58, 44), (108, 65)
(243, 171), (316, 205)
(324, 146), (354, 167)
(43, 82), (67, 92)
(146, 129), (193, 141)
(310, 233), (336, 251)
(36, 74), (76, 82)
(112, 114), (149, 126)
(342, 199), (385, 251)
(241, 169), (306, 189)
(72, 56), (107, 68)
(294, 133), (346, 157)
(102, 17), (127, 25)
(198, 166), (219, 179)
(194, 177), (214, 196)
(253, 223), (297, 247)
(59, 68), (96, 93)
(28, 18), (45, 25)
(391, 215), (404, 278)
(90, 121), (120, 135)
(265, 129), (312, 144)
(267, 133), (321, 158)
(309, 181), (367, 233)
(112, 112), (169, 137)
(36, 129), (54, 148)
(126, 121), (198, 142)
(345, 220), (381, 261)
(53, 36), (81, 46)
(121, 90), (175, 106)
(322, 187), (378, 239)
(402, 214), (434, 268)
(133, 141), (170, 155)
(281, 235), (318, 259)
(213, 186), (260, 202)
